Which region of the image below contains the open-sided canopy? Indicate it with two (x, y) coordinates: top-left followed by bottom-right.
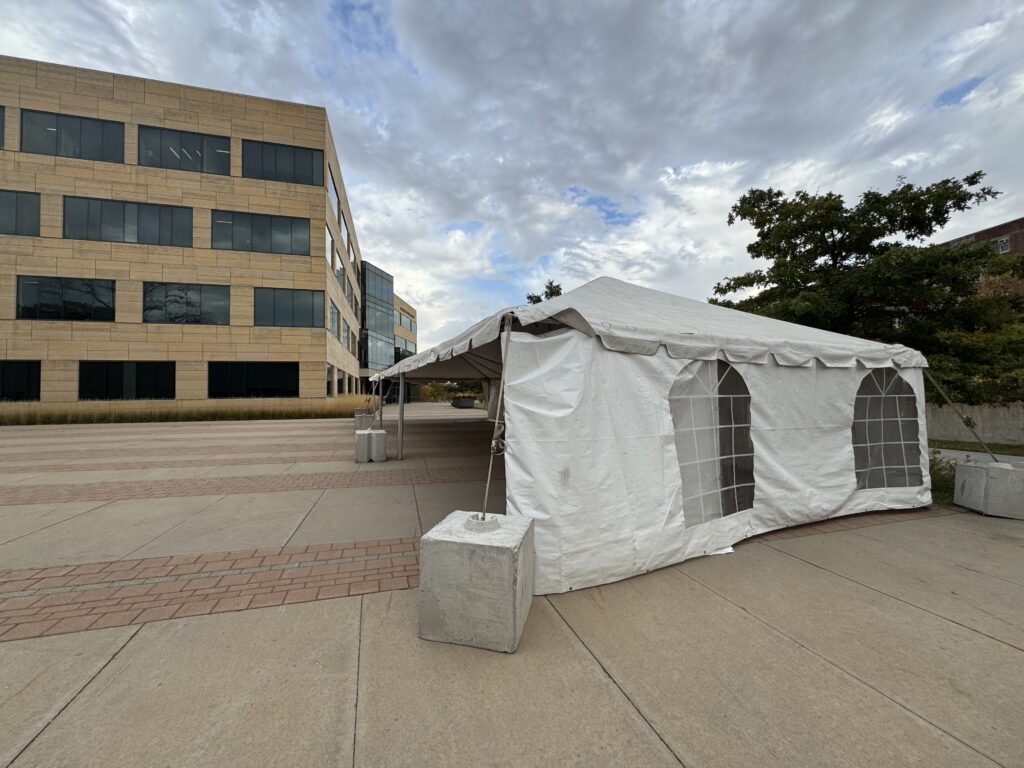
(377, 277), (926, 381)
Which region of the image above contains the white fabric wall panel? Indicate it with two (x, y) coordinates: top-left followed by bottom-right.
(503, 330), (931, 595)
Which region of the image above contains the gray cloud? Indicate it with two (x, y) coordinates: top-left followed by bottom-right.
(2, 0), (1021, 345)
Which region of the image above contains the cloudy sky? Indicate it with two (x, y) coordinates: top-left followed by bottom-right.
(2, 1), (1022, 345)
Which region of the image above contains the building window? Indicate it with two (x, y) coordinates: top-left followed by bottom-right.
(0, 106), (5, 150)
(208, 361), (299, 398)
(328, 167), (340, 223)
(335, 260), (345, 291)
(670, 359), (755, 527)
(0, 190), (41, 236)
(211, 210), (309, 256)
(325, 225), (334, 270)
(0, 361), (40, 401)
(138, 126), (229, 175)
(63, 196), (192, 246)
(340, 212), (350, 250)
(143, 282), (229, 325)
(21, 110), (124, 163)
(330, 300), (341, 340)
(852, 368), (923, 489)
(342, 319), (350, 351)
(17, 276), (115, 321)
(253, 287), (324, 328)
(79, 361), (175, 400)
(241, 140), (324, 186)
(326, 363), (334, 396)
(995, 236), (1010, 254)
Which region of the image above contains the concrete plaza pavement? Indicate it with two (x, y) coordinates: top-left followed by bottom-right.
(1, 407), (1023, 766)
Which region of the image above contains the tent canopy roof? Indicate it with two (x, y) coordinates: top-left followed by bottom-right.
(377, 277), (926, 380)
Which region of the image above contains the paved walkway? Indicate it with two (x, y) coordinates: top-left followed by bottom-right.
(0, 404), (503, 571)
(1, 408), (1023, 766)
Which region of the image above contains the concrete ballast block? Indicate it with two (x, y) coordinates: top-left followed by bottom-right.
(354, 429), (387, 463)
(418, 511), (534, 653)
(983, 463), (1024, 520)
(354, 413), (375, 431)
(954, 462), (988, 511)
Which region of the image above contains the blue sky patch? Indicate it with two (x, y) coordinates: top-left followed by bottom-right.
(567, 187), (640, 227)
(934, 76), (985, 107)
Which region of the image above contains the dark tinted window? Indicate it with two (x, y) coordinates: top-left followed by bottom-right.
(17, 276), (115, 321)
(21, 110), (123, 162)
(0, 190), (40, 236)
(211, 210), (309, 255)
(79, 361), (175, 400)
(208, 362), (300, 398)
(138, 125), (230, 175)
(241, 140), (323, 186)
(63, 196), (192, 246)
(143, 282), (229, 324)
(0, 361), (40, 401)
(253, 287), (323, 327)
(0, 106), (4, 149)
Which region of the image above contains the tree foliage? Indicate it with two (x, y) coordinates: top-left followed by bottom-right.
(712, 172), (1024, 403)
(526, 279), (564, 304)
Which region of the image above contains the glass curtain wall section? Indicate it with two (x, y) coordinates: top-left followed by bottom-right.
(359, 262), (395, 371)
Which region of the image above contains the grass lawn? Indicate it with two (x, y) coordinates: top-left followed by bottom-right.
(929, 439), (1024, 457)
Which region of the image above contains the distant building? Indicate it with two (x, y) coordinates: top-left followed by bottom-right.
(358, 261), (418, 400)
(0, 54), (424, 413)
(945, 216), (1024, 254)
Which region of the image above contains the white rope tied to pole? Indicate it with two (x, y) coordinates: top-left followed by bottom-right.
(481, 315), (513, 521)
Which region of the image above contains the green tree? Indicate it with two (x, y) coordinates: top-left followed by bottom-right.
(526, 279), (563, 304)
(712, 172), (1024, 403)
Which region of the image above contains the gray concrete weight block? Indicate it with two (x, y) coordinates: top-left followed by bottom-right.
(954, 462), (988, 511)
(419, 511), (534, 653)
(354, 413), (375, 431)
(983, 463), (1024, 520)
(354, 430), (387, 463)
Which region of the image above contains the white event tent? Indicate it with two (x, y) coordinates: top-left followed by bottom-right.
(377, 277), (931, 594)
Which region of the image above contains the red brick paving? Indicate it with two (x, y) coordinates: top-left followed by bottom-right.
(0, 507), (960, 644)
(0, 536), (421, 643)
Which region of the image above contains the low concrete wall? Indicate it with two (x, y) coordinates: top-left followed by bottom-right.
(927, 402), (1024, 446)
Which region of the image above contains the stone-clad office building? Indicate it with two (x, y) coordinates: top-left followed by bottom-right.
(0, 55), (400, 412)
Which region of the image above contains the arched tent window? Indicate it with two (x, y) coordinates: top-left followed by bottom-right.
(670, 360), (754, 527)
(852, 368), (923, 489)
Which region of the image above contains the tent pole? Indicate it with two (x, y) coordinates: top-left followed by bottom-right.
(397, 372), (405, 460)
(481, 315), (513, 520)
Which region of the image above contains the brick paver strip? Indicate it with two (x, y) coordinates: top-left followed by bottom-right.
(0, 507), (958, 643)
(0, 535), (422, 642)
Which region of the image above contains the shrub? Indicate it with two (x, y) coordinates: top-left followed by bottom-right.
(929, 449), (958, 505)
(0, 395), (380, 426)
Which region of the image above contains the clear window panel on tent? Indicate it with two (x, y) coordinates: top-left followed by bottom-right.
(669, 359), (755, 527)
(852, 368), (922, 489)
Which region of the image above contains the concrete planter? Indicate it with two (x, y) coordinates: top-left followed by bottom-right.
(419, 511), (534, 653)
(954, 461), (1024, 520)
(451, 397), (476, 409)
